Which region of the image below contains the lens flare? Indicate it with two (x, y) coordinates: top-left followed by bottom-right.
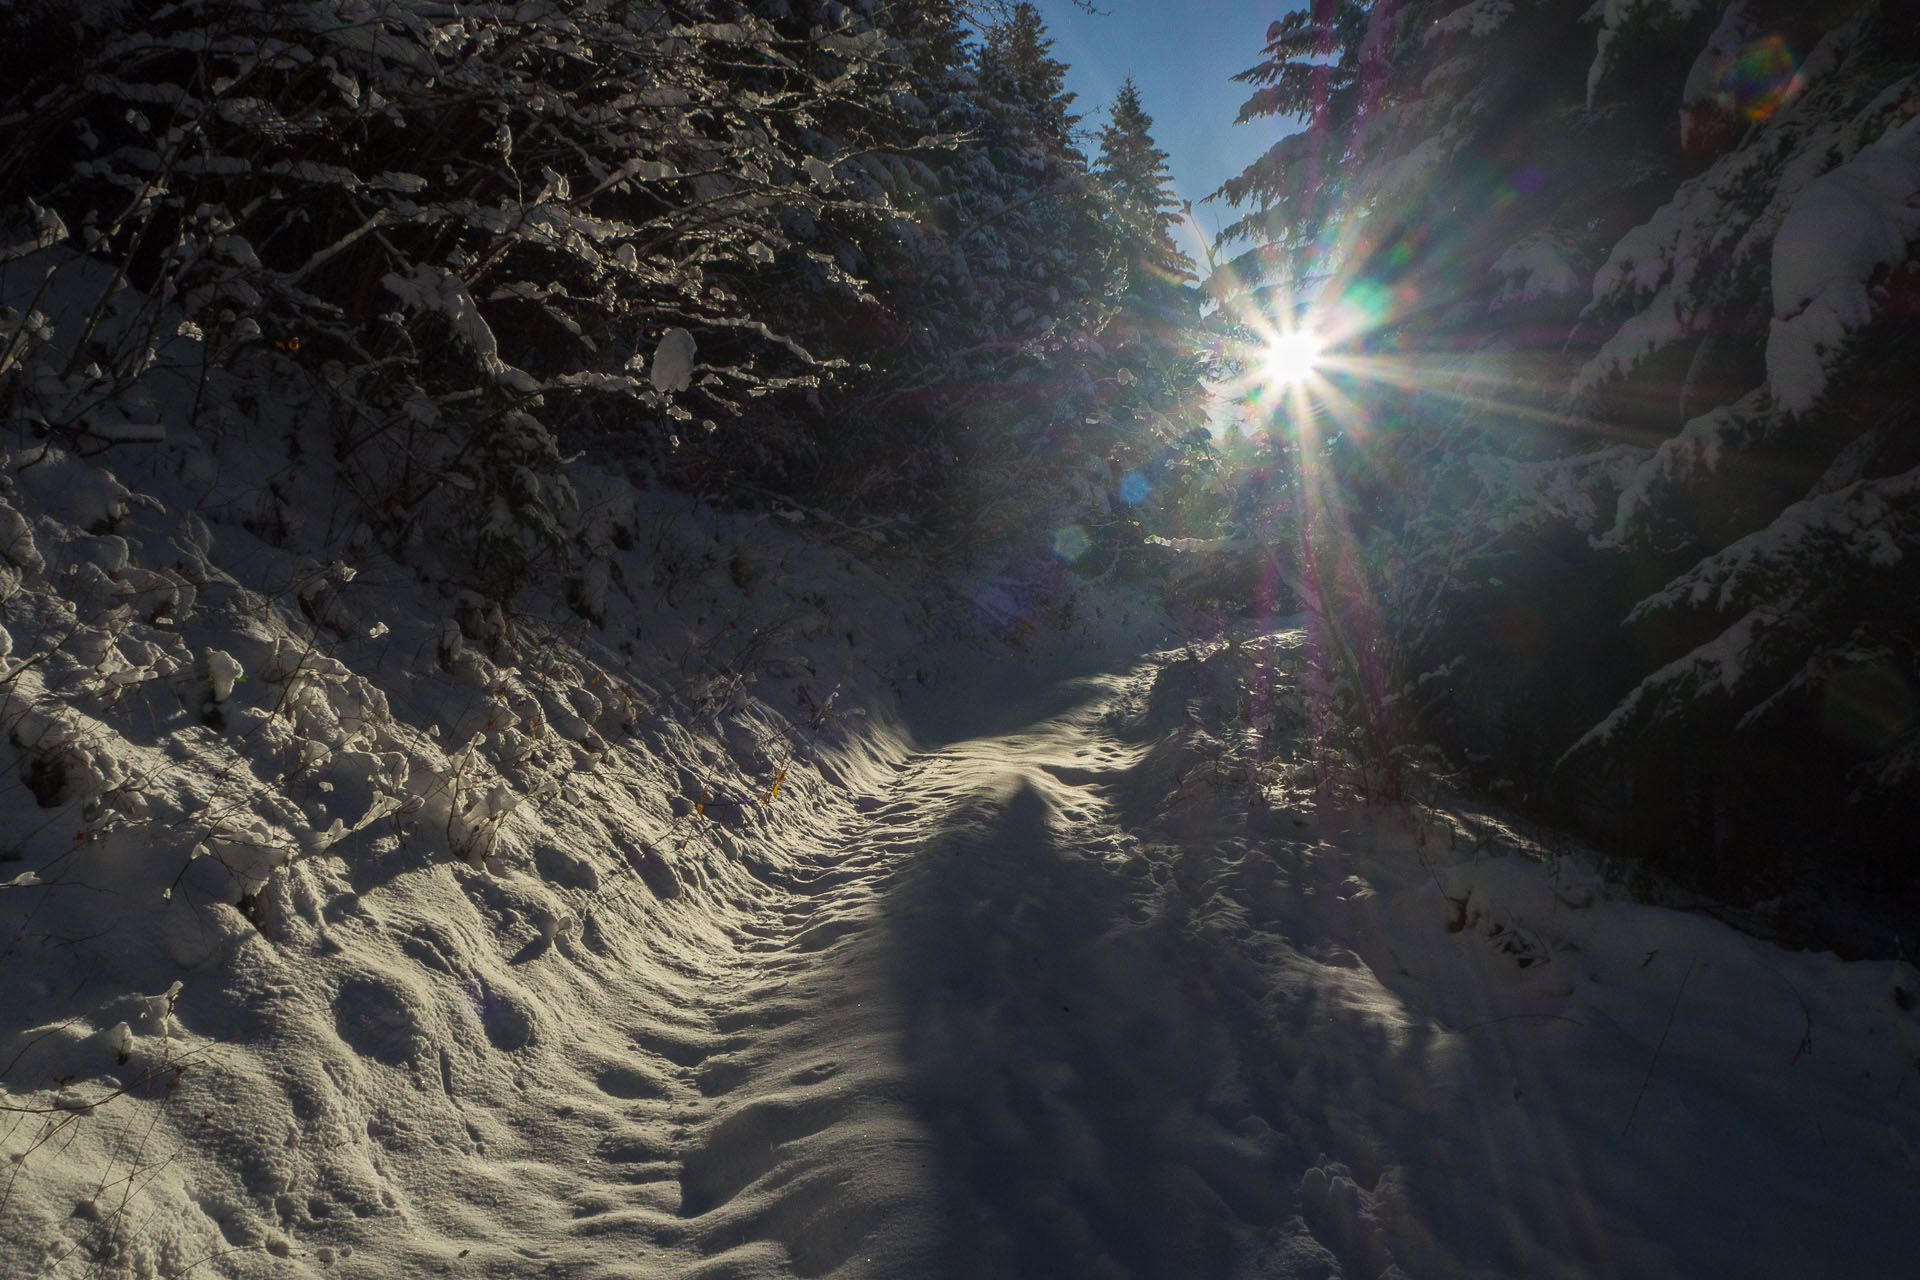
(1821, 662), (1915, 752)
(1052, 525), (1091, 562)
(1262, 331), (1324, 388)
(1720, 35), (1800, 123)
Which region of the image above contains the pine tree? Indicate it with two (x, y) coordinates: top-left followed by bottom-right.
(1210, 0), (1388, 300)
(1094, 79), (1194, 295)
(1208, 0), (1920, 916)
(975, 3), (1081, 157)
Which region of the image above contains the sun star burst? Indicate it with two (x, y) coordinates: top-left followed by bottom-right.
(1262, 331), (1324, 388)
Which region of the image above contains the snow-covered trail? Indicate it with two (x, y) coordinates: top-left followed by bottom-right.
(533, 654), (1333, 1280)
(10, 612), (1918, 1280)
(392, 641), (1920, 1280)
(323, 652), (1340, 1279)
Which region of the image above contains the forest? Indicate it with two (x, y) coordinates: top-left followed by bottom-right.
(1, 2), (1917, 1277)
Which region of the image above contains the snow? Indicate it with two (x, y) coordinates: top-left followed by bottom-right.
(1429, 1), (1515, 41)
(1580, 10), (1893, 405)
(651, 326), (698, 394)
(1569, 605), (1770, 754)
(1573, 284), (1686, 394)
(1600, 388), (1781, 547)
(1368, 133), (1450, 204)
(1636, 464), (1920, 618)
(1581, 465), (1920, 751)
(1478, 442), (1652, 535)
(1490, 231), (1584, 305)
(4, 405), (1919, 1278)
(1767, 117), (1920, 412)
(380, 263), (532, 390)
(1680, 1), (1754, 117)
(1782, 105), (1920, 268)
(204, 646), (244, 702)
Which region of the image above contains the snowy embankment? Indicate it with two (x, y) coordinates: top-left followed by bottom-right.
(0, 393), (979, 1275)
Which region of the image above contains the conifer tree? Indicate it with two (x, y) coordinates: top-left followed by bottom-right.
(795, 0), (1122, 553)
(1081, 79), (1215, 562)
(1094, 79), (1194, 297)
(890, 0), (973, 77)
(1209, 0), (1920, 915)
(1212, 0), (1386, 299)
(975, 3), (1082, 156)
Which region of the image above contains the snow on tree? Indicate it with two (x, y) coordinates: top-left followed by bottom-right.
(1211, 0), (1920, 900)
(2, 1), (906, 571)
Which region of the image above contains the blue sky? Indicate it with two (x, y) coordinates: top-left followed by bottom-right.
(1029, 1), (1294, 239)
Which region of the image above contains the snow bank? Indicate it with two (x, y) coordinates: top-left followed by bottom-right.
(4, 408), (1916, 1277)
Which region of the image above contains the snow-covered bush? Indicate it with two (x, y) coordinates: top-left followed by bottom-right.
(1, 0), (1214, 587)
(0, 0), (923, 594)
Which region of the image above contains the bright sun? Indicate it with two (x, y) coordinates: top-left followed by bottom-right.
(1262, 331), (1324, 388)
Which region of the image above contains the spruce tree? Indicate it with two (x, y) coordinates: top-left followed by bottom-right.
(1212, 0), (1384, 299)
(798, 0), (1121, 555)
(1094, 79), (1194, 296)
(975, 3), (1082, 155)
(1208, 0), (1920, 919)
(1082, 79), (1215, 562)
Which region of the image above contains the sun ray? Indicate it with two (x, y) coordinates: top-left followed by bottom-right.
(1262, 331), (1325, 389)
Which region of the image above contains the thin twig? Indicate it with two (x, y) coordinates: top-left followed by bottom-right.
(1623, 955), (1695, 1137)
(1451, 1012), (1585, 1032)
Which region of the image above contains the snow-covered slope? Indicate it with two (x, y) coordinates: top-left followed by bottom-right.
(0, 439), (955, 1276)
